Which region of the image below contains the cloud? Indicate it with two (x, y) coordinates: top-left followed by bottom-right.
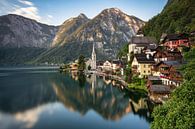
(18, 0), (34, 6)
(8, 0), (42, 22)
(0, 103), (62, 129)
(0, 0), (53, 25)
(11, 6), (41, 21)
(47, 15), (53, 19)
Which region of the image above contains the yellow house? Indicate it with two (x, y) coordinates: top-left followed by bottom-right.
(132, 53), (155, 78)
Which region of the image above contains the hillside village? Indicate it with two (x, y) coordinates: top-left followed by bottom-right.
(61, 30), (194, 104)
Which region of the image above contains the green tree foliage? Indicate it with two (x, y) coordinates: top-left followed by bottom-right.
(78, 54), (86, 71)
(151, 48), (195, 129)
(0, 48), (46, 65)
(87, 65), (91, 71)
(117, 43), (128, 59)
(142, 0), (195, 41)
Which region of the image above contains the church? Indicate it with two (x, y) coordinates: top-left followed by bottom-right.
(91, 43), (96, 70)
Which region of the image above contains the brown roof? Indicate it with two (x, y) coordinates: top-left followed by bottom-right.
(131, 36), (157, 45)
(163, 33), (189, 42)
(149, 85), (170, 94)
(135, 53), (155, 64)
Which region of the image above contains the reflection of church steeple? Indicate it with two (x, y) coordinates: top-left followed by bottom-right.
(91, 43), (96, 70)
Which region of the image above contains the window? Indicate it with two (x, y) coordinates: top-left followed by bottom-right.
(144, 70), (146, 73)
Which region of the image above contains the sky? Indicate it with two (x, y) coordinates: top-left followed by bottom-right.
(0, 0), (168, 25)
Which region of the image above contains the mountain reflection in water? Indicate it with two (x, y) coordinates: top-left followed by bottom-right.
(0, 68), (152, 129)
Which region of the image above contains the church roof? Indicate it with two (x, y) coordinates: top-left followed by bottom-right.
(130, 36), (157, 45)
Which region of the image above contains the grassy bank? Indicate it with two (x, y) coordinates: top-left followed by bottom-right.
(127, 76), (147, 92)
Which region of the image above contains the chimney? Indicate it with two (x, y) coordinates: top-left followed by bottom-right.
(146, 54), (150, 59)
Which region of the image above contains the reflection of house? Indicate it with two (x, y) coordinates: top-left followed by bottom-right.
(130, 99), (148, 112)
(161, 33), (190, 49)
(131, 53), (155, 78)
(152, 61), (183, 87)
(127, 36), (157, 61)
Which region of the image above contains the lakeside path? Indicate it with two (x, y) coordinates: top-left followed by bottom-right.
(87, 70), (128, 87)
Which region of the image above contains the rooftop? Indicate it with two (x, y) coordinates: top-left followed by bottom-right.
(164, 61), (181, 67)
(130, 36), (157, 45)
(135, 53), (155, 64)
(148, 76), (161, 81)
(149, 85), (170, 93)
(163, 33), (189, 41)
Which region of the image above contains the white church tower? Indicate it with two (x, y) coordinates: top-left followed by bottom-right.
(91, 43), (96, 70)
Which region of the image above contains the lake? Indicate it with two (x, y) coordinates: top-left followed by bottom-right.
(0, 67), (152, 129)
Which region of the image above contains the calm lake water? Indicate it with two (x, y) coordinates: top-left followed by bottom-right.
(0, 67), (152, 129)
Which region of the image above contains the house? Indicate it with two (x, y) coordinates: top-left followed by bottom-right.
(112, 60), (123, 70)
(148, 84), (170, 103)
(102, 60), (112, 71)
(97, 60), (124, 75)
(136, 29), (144, 37)
(147, 76), (162, 88)
(127, 36), (157, 61)
(112, 60), (124, 75)
(161, 33), (190, 49)
(147, 76), (170, 103)
(152, 61), (183, 87)
(131, 53), (155, 78)
(154, 49), (183, 63)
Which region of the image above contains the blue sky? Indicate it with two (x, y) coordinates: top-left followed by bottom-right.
(0, 0), (168, 25)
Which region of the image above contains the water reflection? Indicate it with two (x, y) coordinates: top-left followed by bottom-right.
(0, 68), (152, 129)
(56, 72), (152, 122)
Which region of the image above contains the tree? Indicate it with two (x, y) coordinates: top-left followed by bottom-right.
(124, 62), (132, 83)
(117, 43), (128, 59)
(87, 65), (91, 71)
(78, 55), (86, 71)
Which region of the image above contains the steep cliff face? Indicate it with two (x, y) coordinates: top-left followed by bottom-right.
(0, 14), (58, 48)
(34, 8), (145, 63)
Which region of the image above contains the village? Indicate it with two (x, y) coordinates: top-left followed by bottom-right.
(60, 30), (194, 104)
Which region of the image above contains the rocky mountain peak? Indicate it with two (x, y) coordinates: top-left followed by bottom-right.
(78, 13), (88, 20)
(47, 8), (146, 63)
(102, 8), (123, 14)
(52, 13), (90, 46)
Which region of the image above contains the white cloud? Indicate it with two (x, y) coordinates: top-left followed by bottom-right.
(18, 0), (34, 6)
(7, 0), (43, 23)
(11, 6), (41, 21)
(0, 0), (53, 25)
(47, 15), (53, 19)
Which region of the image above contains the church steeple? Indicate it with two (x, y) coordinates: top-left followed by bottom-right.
(91, 43), (96, 70)
(92, 43), (95, 54)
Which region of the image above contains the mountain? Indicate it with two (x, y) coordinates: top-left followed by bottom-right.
(52, 13), (90, 47)
(0, 14), (59, 48)
(0, 14), (59, 65)
(34, 8), (145, 64)
(142, 0), (195, 40)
